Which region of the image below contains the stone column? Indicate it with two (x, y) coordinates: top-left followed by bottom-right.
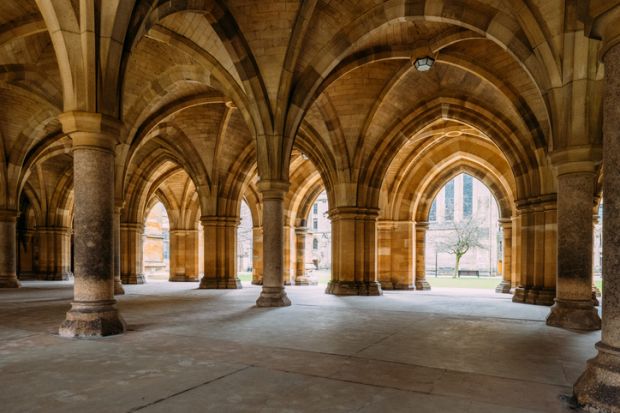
(415, 222), (431, 290)
(120, 222), (145, 284)
(547, 166), (600, 330)
(574, 33), (620, 410)
(170, 229), (200, 282)
(252, 225), (263, 285)
(0, 210), (20, 288)
(113, 205), (125, 295)
(199, 217), (241, 289)
(512, 197), (557, 306)
(326, 207), (382, 296)
(57, 112), (125, 337)
(283, 224), (293, 285)
(256, 181), (291, 306)
(294, 226), (314, 285)
(495, 219), (512, 293)
(377, 221), (415, 290)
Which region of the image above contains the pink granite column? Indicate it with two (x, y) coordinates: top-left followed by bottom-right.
(0, 210), (19, 288)
(574, 39), (620, 410)
(256, 181), (291, 306)
(58, 112), (125, 337)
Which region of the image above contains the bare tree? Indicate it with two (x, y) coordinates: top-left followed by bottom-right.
(438, 218), (485, 278)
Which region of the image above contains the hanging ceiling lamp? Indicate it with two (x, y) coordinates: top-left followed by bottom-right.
(413, 56), (435, 72)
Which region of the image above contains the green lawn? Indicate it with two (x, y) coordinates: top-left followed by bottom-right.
(237, 272), (604, 292)
(428, 276), (502, 289)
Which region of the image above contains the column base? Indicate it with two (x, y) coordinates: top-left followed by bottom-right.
(546, 299), (601, 331)
(495, 280), (512, 294)
(415, 279), (432, 291)
(512, 287), (555, 306)
(256, 286), (291, 307)
(121, 274), (145, 284)
(574, 342), (620, 412)
(199, 277), (242, 289)
(169, 275), (200, 282)
(114, 279), (125, 295)
(58, 300), (126, 338)
(325, 281), (383, 296)
(294, 276), (317, 286)
(0, 275), (20, 288)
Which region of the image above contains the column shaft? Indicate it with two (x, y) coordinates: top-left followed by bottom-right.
(574, 41), (620, 411)
(58, 112), (125, 337)
(251, 226), (263, 285)
(547, 171), (600, 330)
(326, 207), (382, 296)
(496, 219), (512, 293)
(170, 229), (199, 282)
(120, 223), (145, 284)
(256, 181), (290, 306)
(415, 222), (431, 290)
(113, 207), (125, 294)
(0, 210), (19, 288)
(294, 227), (314, 285)
(199, 217), (240, 289)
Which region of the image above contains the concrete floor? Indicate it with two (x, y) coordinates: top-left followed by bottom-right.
(0, 282), (601, 413)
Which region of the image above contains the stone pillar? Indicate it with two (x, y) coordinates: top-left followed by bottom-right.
(294, 226), (314, 285)
(415, 222), (431, 290)
(199, 217), (240, 289)
(169, 229), (199, 282)
(35, 227), (72, 280)
(377, 221), (415, 290)
(283, 224), (293, 285)
(512, 197), (557, 306)
(326, 207), (382, 296)
(17, 228), (36, 279)
(256, 181), (291, 306)
(547, 167), (600, 330)
(574, 32), (620, 410)
(120, 223), (145, 284)
(495, 219), (512, 293)
(57, 112), (125, 337)
(0, 210), (20, 288)
(510, 214), (521, 288)
(251, 226), (263, 285)
(113, 206), (125, 294)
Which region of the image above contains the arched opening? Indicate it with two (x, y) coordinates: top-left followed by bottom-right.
(305, 190), (331, 284)
(425, 173), (501, 290)
(142, 201), (170, 281)
(237, 199), (253, 283)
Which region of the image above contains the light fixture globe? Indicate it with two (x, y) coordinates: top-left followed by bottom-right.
(413, 56), (435, 72)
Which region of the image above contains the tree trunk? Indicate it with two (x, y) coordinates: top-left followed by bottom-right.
(454, 255), (461, 278)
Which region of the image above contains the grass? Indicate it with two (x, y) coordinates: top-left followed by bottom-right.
(237, 271), (605, 292)
(428, 276), (502, 289)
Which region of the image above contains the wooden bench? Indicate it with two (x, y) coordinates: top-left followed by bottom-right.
(458, 270), (480, 277)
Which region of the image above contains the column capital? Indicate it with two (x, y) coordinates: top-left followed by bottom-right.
(516, 194), (557, 211)
(257, 180), (289, 199)
(200, 216), (240, 227)
(415, 221), (430, 231)
(328, 206), (379, 220)
(0, 209), (18, 222)
(121, 222), (144, 232)
(550, 147), (601, 177)
(59, 111), (122, 151)
(294, 226), (308, 235)
(499, 218), (513, 228)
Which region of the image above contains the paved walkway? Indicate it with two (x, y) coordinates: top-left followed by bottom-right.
(0, 281), (600, 412)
